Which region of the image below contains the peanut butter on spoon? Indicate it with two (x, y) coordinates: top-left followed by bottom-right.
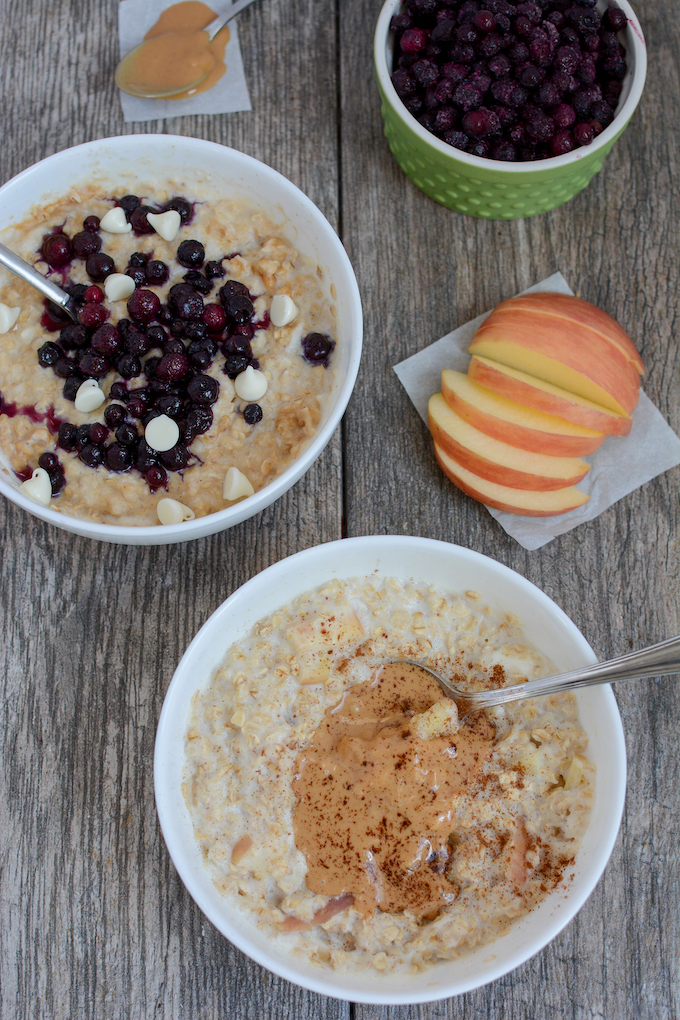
(115, 0), (259, 100)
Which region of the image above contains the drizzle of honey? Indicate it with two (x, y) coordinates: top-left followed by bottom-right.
(117, 1), (230, 100)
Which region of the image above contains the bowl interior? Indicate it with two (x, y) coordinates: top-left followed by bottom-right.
(0, 135), (362, 544)
(155, 536), (626, 1004)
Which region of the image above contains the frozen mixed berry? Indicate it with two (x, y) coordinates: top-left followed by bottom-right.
(145, 260), (169, 285)
(119, 195), (140, 217)
(115, 423), (139, 446)
(83, 285), (104, 304)
(79, 352), (109, 378)
(130, 206), (155, 235)
(145, 465), (168, 490)
(127, 289), (161, 324)
(301, 333), (335, 366)
(188, 339), (216, 371)
(224, 353), (251, 378)
(182, 407), (212, 441)
(86, 253), (115, 282)
(156, 394), (184, 419)
(134, 440), (158, 473)
(57, 422), (78, 451)
(83, 215), (100, 232)
(205, 259), (226, 279)
(129, 252), (148, 267)
(157, 351), (190, 382)
(79, 303), (109, 329)
(37, 342), (61, 367)
(62, 376), (83, 401)
(42, 233), (72, 268)
(123, 327), (151, 357)
(165, 197), (193, 224)
(187, 374), (219, 405)
(68, 283), (88, 304)
(105, 443), (133, 472)
(117, 354), (142, 379)
(183, 270), (213, 295)
(104, 403), (127, 428)
(79, 443), (104, 467)
(72, 231), (102, 259)
(177, 239), (205, 269)
(146, 325), (168, 348)
(169, 283), (204, 321)
(243, 403), (263, 425)
(159, 444), (189, 471)
(126, 266), (147, 289)
(38, 452), (65, 494)
(90, 324), (121, 357)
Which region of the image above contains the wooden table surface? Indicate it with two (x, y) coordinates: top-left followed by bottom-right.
(0, 1), (678, 1017)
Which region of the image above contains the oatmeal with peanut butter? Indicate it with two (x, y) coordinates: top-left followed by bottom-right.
(183, 577), (595, 974)
(0, 182), (336, 526)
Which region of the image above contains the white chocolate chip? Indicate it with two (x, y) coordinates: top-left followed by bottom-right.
(223, 467), (255, 501)
(0, 303), (21, 333)
(74, 379), (106, 413)
(20, 467), (52, 506)
(104, 273), (135, 302)
(156, 497), (195, 525)
(147, 210), (181, 242)
(100, 207), (132, 234)
(145, 414), (180, 452)
(234, 365), (268, 402)
(270, 294), (298, 327)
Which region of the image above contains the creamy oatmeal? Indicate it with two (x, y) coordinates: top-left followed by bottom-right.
(183, 577), (594, 974)
(0, 182), (337, 525)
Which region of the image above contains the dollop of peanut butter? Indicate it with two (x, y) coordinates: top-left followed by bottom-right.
(292, 663), (494, 919)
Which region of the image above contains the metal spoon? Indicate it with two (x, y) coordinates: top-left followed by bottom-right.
(115, 0), (260, 100)
(0, 242), (77, 322)
(395, 634), (680, 721)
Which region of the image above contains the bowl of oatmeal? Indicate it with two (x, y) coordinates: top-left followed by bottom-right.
(155, 536), (626, 1003)
(0, 135), (362, 543)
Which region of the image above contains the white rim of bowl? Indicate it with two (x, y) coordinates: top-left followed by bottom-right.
(155, 535), (627, 1004)
(374, 0), (647, 173)
(0, 135), (362, 544)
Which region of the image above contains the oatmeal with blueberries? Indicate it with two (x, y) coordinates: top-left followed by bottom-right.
(0, 182), (337, 526)
(390, 0), (629, 162)
(183, 577), (595, 974)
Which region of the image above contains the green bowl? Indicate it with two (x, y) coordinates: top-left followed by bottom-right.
(374, 0), (646, 220)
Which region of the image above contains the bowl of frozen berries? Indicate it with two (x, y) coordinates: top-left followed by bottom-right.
(374, 0), (646, 218)
(0, 135), (362, 544)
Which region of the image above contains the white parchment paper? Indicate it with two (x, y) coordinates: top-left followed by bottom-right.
(118, 0), (252, 122)
(394, 273), (680, 550)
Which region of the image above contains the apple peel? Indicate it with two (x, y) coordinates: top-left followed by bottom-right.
(433, 442), (589, 517)
(429, 393), (591, 491)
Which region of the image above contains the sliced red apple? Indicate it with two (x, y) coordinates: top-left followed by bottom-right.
(433, 442), (590, 517)
(468, 355), (633, 437)
(470, 311), (640, 416)
(500, 292), (645, 375)
(429, 393), (591, 491)
(440, 368), (605, 457)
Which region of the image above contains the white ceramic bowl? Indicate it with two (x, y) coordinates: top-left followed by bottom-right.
(155, 536), (626, 1004)
(0, 135), (362, 544)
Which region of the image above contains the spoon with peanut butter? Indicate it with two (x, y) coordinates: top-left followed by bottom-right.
(115, 0), (261, 100)
(397, 633), (680, 721)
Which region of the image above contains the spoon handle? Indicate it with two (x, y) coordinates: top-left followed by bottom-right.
(465, 633), (680, 711)
(0, 242), (77, 321)
(205, 0), (261, 40)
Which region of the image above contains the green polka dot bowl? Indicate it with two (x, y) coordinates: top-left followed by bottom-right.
(374, 0), (646, 220)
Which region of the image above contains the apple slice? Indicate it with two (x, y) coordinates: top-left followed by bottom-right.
(429, 393), (590, 491)
(468, 355), (633, 437)
(441, 368), (605, 456)
(500, 292), (645, 376)
(433, 442), (589, 517)
(470, 310), (640, 416)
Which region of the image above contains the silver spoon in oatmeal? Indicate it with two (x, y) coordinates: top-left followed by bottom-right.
(395, 633), (680, 721)
(0, 242), (78, 322)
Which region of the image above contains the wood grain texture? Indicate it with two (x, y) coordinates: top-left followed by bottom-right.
(0, 0), (678, 1017)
